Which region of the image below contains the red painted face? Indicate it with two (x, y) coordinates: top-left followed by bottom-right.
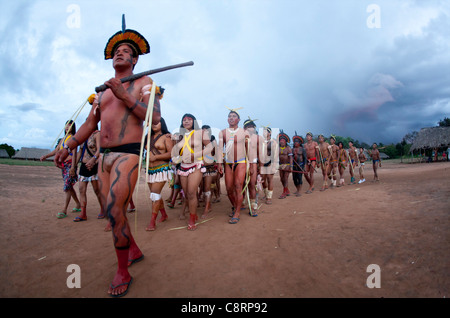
(228, 112), (239, 126)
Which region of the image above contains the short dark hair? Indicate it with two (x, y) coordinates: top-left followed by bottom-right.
(228, 110), (240, 119)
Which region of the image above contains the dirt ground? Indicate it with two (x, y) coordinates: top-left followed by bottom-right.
(0, 160), (449, 299)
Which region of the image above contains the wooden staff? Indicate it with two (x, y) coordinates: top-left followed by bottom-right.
(94, 61), (194, 93)
(292, 158), (308, 174)
(317, 145), (326, 170)
(345, 149), (355, 176)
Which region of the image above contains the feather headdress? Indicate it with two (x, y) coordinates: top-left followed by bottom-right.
(243, 116), (258, 128)
(293, 131), (304, 144)
(225, 106), (243, 118)
(104, 14), (150, 60)
(279, 129), (290, 143)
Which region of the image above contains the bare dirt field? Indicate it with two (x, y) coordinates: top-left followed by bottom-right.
(0, 160), (449, 300)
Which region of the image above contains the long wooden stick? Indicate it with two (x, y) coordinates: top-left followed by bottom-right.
(95, 61), (194, 93)
(51, 98), (89, 149)
(345, 150), (355, 175)
(317, 145), (325, 168)
(292, 158), (308, 174)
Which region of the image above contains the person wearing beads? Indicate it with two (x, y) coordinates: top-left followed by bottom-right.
(327, 135), (339, 188)
(243, 117), (263, 216)
(171, 114), (212, 230)
(347, 140), (358, 184)
(337, 141), (348, 187)
(317, 134), (331, 191)
(259, 126), (278, 205)
(74, 121), (102, 222)
(144, 112), (173, 231)
(358, 147), (367, 184)
(368, 143), (381, 182)
(292, 133), (306, 197)
(41, 120), (81, 219)
(167, 132), (183, 209)
(217, 108), (249, 224)
(278, 130), (293, 199)
(200, 125), (218, 219)
(304, 132), (319, 194)
(54, 17), (159, 297)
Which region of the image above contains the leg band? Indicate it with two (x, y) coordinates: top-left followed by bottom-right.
(150, 192), (161, 202)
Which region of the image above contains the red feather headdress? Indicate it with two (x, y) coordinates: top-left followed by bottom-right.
(104, 14), (150, 60)
(279, 130), (290, 143)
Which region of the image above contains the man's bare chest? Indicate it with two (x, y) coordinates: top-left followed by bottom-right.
(224, 130), (246, 145)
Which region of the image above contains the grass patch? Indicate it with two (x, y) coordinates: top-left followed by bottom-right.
(0, 158), (55, 166)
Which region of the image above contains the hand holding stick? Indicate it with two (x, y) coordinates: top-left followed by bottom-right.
(95, 61), (194, 93)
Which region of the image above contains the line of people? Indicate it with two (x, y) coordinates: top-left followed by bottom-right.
(43, 109), (383, 233)
(144, 109), (384, 228)
(276, 132), (382, 201)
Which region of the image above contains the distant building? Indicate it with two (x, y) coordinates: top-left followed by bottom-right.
(0, 148), (10, 158)
(409, 126), (450, 162)
(12, 147), (54, 161)
(410, 126), (450, 153)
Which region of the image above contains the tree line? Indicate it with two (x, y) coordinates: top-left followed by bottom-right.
(310, 117), (450, 160)
(2, 117), (448, 160)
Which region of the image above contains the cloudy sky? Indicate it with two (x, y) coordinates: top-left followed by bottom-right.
(1, 0), (449, 150)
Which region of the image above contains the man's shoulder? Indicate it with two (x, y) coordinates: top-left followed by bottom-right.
(134, 75), (152, 91)
(137, 75), (152, 84)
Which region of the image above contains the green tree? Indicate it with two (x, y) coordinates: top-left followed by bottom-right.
(383, 144), (398, 159)
(360, 142), (371, 150)
(438, 117), (450, 127)
(395, 142), (404, 156)
(402, 131), (418, 144)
